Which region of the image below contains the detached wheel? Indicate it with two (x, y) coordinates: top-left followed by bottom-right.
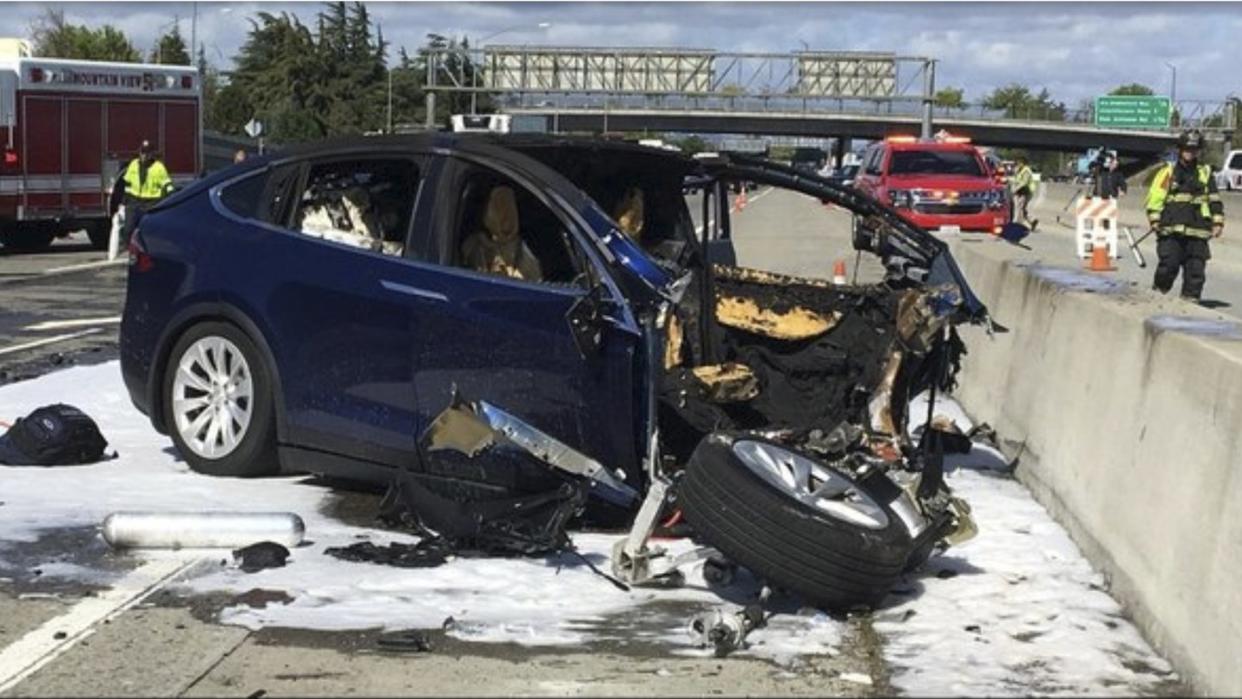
(162, 322), (278, 477)
(680, 435), (914, 611)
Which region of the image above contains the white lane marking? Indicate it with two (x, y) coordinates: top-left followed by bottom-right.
(0, 558), (198, 693)
(0, 329), (103, 357)
(23, 316), (122, 332)
(42, 259), (125, 275)
(745, 186), (776, 206)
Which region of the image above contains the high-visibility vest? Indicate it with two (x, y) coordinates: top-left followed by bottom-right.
(1146, 163), (1224, 239)
(1013, 165), (1035, 194)
(122, 158), (173, 201)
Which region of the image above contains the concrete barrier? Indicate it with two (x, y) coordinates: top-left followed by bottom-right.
(946, 237), (1242, 695)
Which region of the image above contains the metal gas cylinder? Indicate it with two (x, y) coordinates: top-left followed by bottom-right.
(101, 511), (305, 549)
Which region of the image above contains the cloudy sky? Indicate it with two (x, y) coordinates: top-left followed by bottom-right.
(6, 1), (1240, 105)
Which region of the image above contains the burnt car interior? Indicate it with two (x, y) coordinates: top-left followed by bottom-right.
(292, 158), (418, 257)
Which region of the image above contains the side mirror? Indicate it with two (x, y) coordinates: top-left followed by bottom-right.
(852, 214), (878, 253)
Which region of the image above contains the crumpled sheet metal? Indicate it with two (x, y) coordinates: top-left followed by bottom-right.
(866, 349), (905, 448)
(421, 393), (638, 505)
(715, 295), (841, 341)
(690, 363), (760, 403)
(895, 284), (963, 354)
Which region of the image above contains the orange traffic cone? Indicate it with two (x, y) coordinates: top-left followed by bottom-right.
(832, 259), (848, 285)
(1086, 242), (1115, 272)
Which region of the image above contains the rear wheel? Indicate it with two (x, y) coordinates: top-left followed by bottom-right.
(162, 322), (279, 477)
(0, 223), (56, 252)
(86, 220), (112, 250)
(680, 435), (915, 611)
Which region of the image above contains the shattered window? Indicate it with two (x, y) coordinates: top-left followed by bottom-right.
(450, 170), (586, 286)
(291, 158), (419, 258)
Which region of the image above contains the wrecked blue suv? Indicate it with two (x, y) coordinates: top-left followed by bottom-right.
(121, 134), (987, 610)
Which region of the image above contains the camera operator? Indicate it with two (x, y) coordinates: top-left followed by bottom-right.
(1092, 152), (1127, 199)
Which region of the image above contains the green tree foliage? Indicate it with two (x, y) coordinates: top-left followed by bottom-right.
(151, 24), (191, 65)
(669, 135), (710, 155)
(982, 84), (1069, 173)
(1109, 83), (1155, 96)
(221, 2), (391, 143)
(982, 83), (1067, 122)
(934, 87), (966, 109)
(29, 8), (141, 62)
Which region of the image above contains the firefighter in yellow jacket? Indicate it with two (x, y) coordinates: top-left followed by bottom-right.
(1146, 130), (1225, 302)
(113, 140), (174, 244)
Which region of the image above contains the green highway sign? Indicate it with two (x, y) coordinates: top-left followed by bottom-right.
(1094, 95), (1172, 129)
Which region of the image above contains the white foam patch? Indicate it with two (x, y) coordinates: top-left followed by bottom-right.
(0, 363), (1176, 691)
(0, 362), (838, 662)
(884, 394), (1176, 695)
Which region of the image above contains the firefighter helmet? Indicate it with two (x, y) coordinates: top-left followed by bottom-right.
(1177, 129), (1204, 150)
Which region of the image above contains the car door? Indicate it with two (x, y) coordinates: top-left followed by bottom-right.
(216, 152), (435, 468)
(405, 154), (644, 479)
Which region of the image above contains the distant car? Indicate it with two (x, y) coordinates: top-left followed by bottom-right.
(1216, 149), (1242, 191)
(826, 164), (860, 187)
(120, 134), (987, 610)
(853, 135), (1011, 234)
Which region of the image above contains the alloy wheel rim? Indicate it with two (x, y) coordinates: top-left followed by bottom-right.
(732, 440), (889, 530)
(172, 336), (254, 459)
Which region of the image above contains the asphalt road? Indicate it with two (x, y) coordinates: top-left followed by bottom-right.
(0, 232), (125, 386)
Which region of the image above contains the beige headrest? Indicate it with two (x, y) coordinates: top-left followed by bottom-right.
(483, 186), (519, 243)
(613, 187), (645, 240)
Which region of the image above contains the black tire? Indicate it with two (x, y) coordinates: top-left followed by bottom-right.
(86, 221), (112, 250)
(162, 321), (279, 477)
(679, 435), (914, 611)
(1, 225), (55, 252)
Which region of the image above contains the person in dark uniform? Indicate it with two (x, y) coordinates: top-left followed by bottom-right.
(1145, 130), (1225, 302)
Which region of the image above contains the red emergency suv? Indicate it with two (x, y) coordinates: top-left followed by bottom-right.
(854, 135), (1009, 234)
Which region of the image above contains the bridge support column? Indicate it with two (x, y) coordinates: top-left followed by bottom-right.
(921, 59), (936, 139)
(425, 92), (436, 129)
(833, 138), (850, 168)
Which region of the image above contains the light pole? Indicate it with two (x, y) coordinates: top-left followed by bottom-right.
(470, 21), (551, 114)
(1165, 61), (1177, 108)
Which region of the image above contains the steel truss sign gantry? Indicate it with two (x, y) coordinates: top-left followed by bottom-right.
(427, 45), (931, 102)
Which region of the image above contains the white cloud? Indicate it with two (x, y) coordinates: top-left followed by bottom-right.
(6, 2), (1239, 102)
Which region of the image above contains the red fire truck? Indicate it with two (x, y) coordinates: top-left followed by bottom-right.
(0, 56), (201, 251)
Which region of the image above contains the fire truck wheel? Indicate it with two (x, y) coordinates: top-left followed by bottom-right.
(86, 221), (112, 250)
(0, 225), (55, 252)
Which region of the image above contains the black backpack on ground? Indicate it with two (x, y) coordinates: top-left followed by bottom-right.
(0, 404), (110, 467)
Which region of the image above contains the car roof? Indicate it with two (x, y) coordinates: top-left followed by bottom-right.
(269, 132), (701, 170)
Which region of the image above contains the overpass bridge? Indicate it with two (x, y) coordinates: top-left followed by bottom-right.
(422, 45), (1236, 158)
(503, 105), (1183, 157)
